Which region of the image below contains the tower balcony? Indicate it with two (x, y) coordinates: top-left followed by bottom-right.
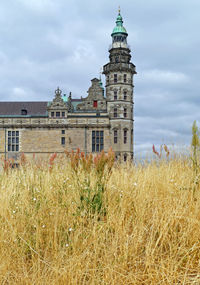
(103, 62), (136, 74)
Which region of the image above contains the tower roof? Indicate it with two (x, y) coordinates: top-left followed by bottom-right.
(111, 11), (128, 36)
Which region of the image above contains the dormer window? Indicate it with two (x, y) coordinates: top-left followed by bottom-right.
(21, 109), (27, 115)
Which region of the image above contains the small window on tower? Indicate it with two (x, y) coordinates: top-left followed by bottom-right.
(124, 108), (127, 118)
(51, 112), (54, 117)
(93, 101), (98, 108)
(114, 108), (117, 118)
(124, 74), (127, 83)
(114, 91), (117, 100)
(62, 112), (65, 117)
(124, 91), (127, 100)
(114, 74), (117, 83)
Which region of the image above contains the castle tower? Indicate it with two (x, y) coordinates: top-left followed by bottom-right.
(103, 10), (136, 161)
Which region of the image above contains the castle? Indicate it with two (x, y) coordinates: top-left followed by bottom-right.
(0, 11), (136, 162)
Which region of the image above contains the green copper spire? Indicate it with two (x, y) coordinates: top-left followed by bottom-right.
(111, 9), (128, 36)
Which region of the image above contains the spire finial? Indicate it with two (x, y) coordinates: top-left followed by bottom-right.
(118, 6), (120, 14)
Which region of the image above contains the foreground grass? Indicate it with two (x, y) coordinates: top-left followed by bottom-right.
(0, 155), (200, 284)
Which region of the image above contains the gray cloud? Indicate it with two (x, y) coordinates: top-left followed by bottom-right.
(0, 0), (199, 158)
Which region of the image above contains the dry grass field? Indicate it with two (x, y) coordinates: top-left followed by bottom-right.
(0, 151), (200, 284)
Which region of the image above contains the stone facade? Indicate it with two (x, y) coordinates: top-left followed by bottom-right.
(0, 12), (136, 163)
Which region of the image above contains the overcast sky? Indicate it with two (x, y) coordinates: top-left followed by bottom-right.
(0, 0), (199, 158)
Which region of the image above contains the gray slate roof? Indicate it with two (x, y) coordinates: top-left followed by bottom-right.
(0, 102), (48, 116)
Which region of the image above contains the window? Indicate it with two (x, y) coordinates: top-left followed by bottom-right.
(124, 91), (127, 100)
(114, 108), (117, 118)
(61, 130), (65, 134)
(114, 90), (117, 100)
(62, 112), (65, 117)
(93, 101), (98, 108)
(92, 131), (104, 152)
(51, 112), (54, 117)
(114, 74), (117, 83)
(124, 108), (127, 118)
(8, 130), (19, 152)
(107, 76), (109, 84)
(56, 112), (60, 117)
(61, 137), (65, 145)
(124, 129), (127, 144)
(124, 74), (127, 83)
(21, 109), (27, 115)
(131, 129), (133, 145)
(115, 57), (119, 63)
(124, 154), (127, 162)
(114, 130), (118, 144)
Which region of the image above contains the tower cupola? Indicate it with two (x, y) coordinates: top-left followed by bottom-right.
(111, 9), (128, 48)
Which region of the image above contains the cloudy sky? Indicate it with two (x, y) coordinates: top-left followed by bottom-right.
(0, 0), (199, 158)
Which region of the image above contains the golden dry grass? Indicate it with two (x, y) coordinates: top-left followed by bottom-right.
(0, 155), (200, 284)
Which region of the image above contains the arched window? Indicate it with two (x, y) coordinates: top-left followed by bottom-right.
(114, 108), (117, 118)
(124, 108), (127, 118)
(124, 129), (127, 144)
(114, 129), (118, 144)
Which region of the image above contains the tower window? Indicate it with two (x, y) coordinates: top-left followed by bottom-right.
(114, 74), (117, 83)
(93, 101), (98, 108)
(56, 112), (60, 117)
(114, 108), (117, 118)
(124, 74), (127, 83)
(92, 131), (104, 152)
(8, 130), (19, 152)
(51, 112), (54, 117)
(114, 91), (117, 100)
(114, 130), (118, 144)
(124, 91), (127, 100)
(124, 129), (127, 144)
(124, 108), (127, 118)
(62, 112), (65, 117)
(61, 130), (65, 134)
(61, 137), (65, 145)
(124, 154), (127, 162)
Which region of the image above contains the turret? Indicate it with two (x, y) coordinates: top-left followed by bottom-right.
(103, 9), (136, 161)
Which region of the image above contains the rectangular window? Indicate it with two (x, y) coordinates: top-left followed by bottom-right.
(62, 112), (65, 117)
(93, 101), (98, 108)
(124, 74), (127, 83)
(61, 130), (65, 134)
(51, 112), (54, 117)
(92, 130), (104, 152)
(114, 108), (117, 118)
(114, 130), (118, 144)
(114, 74), (117, 83)
(124, 91), (127, 100)
(124, 130), (127, 144)
(56, 112), (60, 117)
(8, 130), (19, 152)
(114, 91), (117, 100)
(61, 137), (65, 145)
(124, 108), (127, 118)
